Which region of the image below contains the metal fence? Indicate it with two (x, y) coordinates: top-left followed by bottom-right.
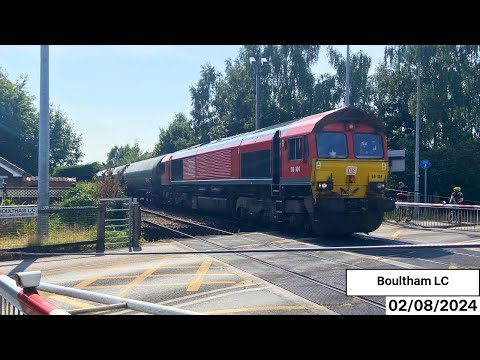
(0, 206), (99, 250)
(0, 199), (140, 251)
(384, 202), (480, 231)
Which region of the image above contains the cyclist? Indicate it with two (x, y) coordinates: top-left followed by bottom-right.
(395, 181), (411, 223)
(449, 187), (464, 205)
(447, 186), (464, 224)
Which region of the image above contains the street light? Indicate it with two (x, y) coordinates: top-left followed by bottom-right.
(250, 57), (268, 130)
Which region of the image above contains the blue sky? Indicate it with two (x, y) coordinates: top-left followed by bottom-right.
(0, 45), (386, 164)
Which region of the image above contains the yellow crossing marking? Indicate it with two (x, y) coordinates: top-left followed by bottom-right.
(117, 256), (171, 297)
(187, 260), (212, 292)
(97, 273), (235, 279)
(48, 295), (92, 309)
(204, 305), (330, 314)
(75, 277), (100, 289)
(85, 281), (237, 289)
(390, 229), (402, 240)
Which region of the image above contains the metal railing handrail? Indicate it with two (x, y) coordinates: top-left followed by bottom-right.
(37, 282), (201, 315)
(395, 201), (480, 210)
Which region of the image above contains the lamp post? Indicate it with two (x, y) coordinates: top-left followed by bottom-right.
(345, 45), (350, 106)
(414, 55), (421, 203)
(249, 57), (268, 130)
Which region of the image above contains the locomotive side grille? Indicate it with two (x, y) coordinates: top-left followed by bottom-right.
(196, 149), (232, 179)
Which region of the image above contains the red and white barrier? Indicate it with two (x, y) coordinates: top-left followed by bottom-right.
(0, 273), (69, 315)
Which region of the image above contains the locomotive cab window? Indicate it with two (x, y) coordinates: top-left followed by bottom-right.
(316, 132), (347, 158)
(353, 133), (383, 159)
(288, 138), (303, 161)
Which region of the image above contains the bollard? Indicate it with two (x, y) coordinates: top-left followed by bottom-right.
(132, 199), (141, 247)
(96, 203), (106, 253)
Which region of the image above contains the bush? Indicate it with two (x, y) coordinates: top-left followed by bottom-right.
(1, 198), (14, 206)
(57, 182), (99, 226)
(53, 162), (103, 182)
(60, 182), (98, 207)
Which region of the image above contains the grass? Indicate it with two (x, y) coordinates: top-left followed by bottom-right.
(0, 225), (98, 250)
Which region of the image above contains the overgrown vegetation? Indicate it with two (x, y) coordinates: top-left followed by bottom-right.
(52, 162), (103, 181)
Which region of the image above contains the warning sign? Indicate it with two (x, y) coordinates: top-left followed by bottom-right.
(0, 206), (38, 218)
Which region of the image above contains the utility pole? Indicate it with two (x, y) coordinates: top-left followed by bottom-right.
(36, 45), (50, 244)
(414, 55), (421, 203)
(345, 45), (350, 106)
(250, 57), (268, 130)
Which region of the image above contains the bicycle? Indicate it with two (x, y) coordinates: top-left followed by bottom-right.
(447, 209), (462, 225)
(394, 203), (411, 223)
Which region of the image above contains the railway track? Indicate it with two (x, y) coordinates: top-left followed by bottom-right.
(141, 208), (386, 313)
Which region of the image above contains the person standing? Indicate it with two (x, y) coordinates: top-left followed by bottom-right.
(395, 181), (411, 223)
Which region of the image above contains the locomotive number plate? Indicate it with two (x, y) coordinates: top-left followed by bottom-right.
(369, 172), (384, 181)
(346, 166), (357, 175)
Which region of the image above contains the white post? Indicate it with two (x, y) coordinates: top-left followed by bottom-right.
(36, 45), (50, 244)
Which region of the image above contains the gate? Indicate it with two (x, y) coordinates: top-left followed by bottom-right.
(99, 198), (133, 246)
(99, 198), (141, 246)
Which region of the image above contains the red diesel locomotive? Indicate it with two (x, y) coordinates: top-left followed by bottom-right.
(107, 106), (395, 235)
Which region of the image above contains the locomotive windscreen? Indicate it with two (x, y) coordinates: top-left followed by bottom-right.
(316, 132), (348, 159)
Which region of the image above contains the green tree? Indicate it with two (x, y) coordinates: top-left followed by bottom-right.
(50, 106), (83, 167)
(190, 64), (221, 143)
(0, 68), (83, 173)
(373, 45), (480, 202)
(0, 70), (38, 173)
(153, 113), (196, 155)
(327, 46), (373, 109)
(106, 141), (150, 167)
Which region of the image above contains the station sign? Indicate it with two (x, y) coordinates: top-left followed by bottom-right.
(0, 206), (38, 219)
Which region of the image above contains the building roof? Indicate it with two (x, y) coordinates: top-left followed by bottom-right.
(0, 156), (30, 177)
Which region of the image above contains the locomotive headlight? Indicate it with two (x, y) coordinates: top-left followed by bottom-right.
(369, 182), (386, 191)
(317, 182), (333, 191)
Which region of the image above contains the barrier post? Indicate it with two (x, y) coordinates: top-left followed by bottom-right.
(96, 203), (106, 253)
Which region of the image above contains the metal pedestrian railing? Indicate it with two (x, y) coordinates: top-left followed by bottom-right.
(384, 202), (480, 231)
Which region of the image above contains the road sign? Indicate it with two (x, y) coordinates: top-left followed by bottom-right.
(420, 159), (430, 169)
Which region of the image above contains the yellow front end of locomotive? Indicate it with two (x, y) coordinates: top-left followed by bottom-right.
(311, 159), (389, 199)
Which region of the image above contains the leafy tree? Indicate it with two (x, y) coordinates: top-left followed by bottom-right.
(0, 68), (83, 173)
(49, 106), (83, 167)
(373, 45), (480, 202)
(190, 64), (221, 143)
(153, 113), (196, 155)
(0, 70), (38, 173)
(106, 141), (150, 167)
(326, 46), (373, 110)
